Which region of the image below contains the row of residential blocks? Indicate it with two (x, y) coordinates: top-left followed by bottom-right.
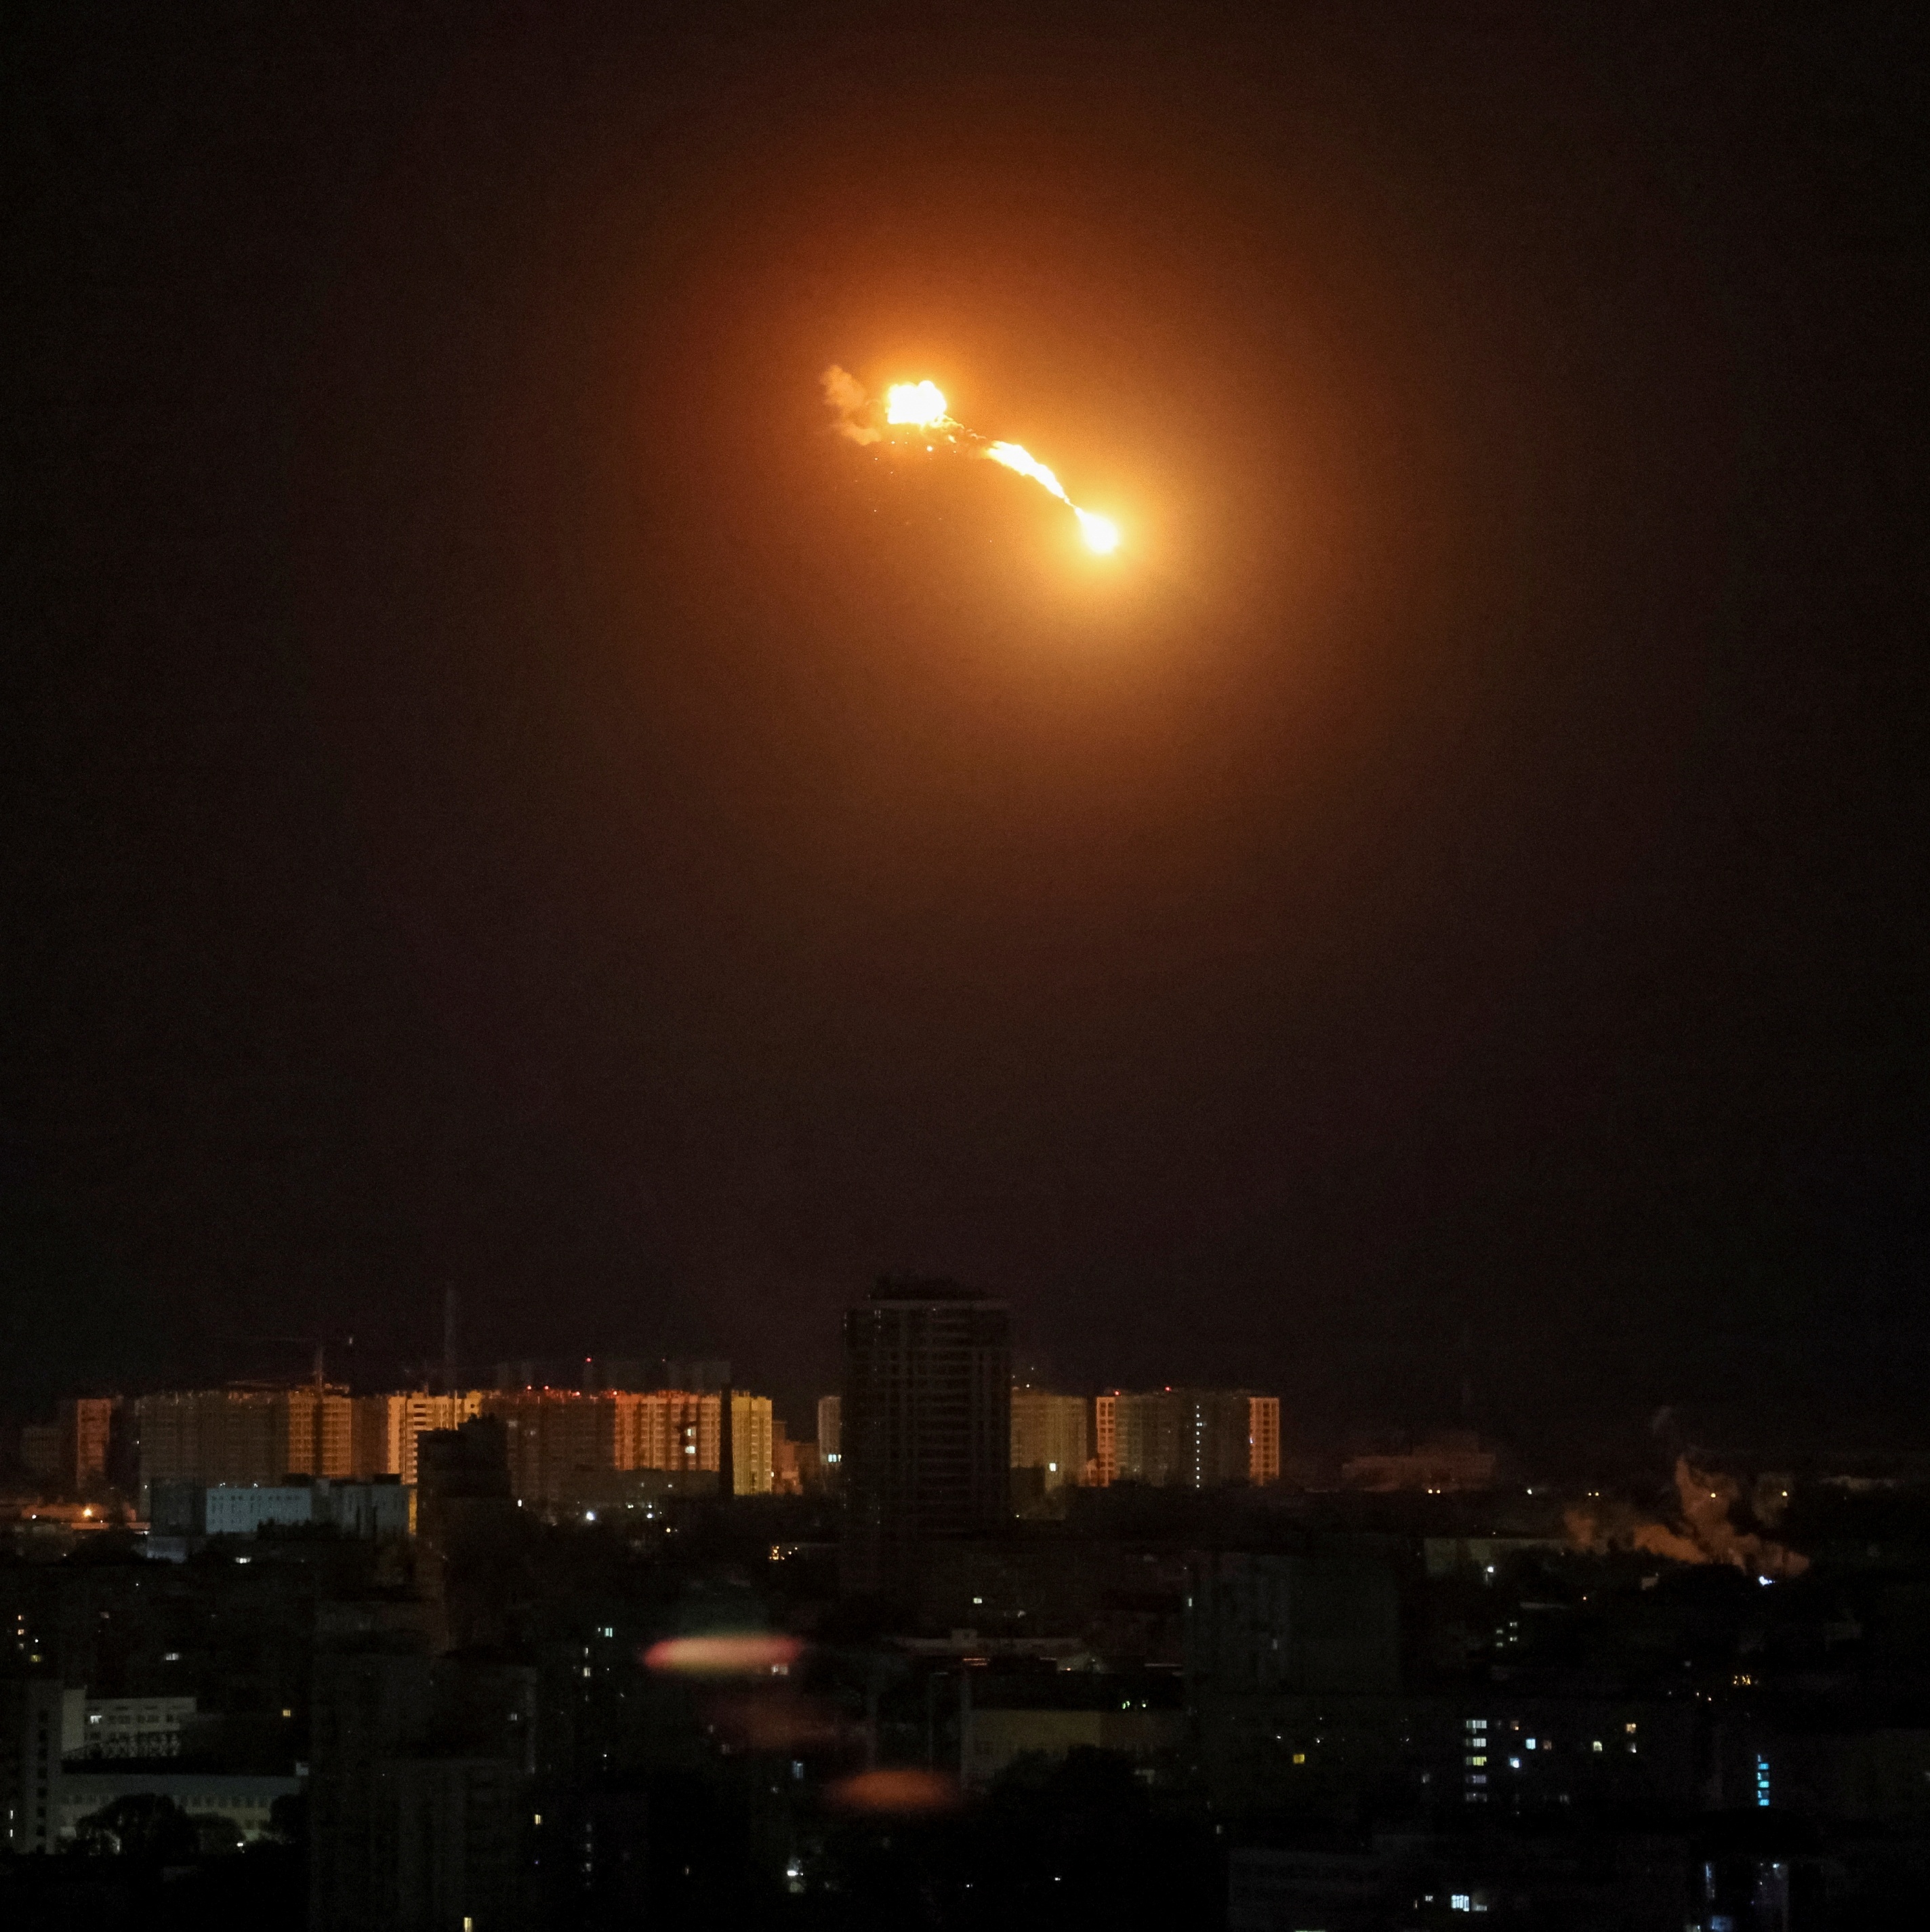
(41, 1382), (1281, 1512)
(124, 1389), (779, 1509)
(1010, 1389), (1281, 1491)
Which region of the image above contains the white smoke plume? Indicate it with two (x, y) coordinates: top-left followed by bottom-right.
(820, 364), (880, 445)
(1565, 1458), (1810, 1580)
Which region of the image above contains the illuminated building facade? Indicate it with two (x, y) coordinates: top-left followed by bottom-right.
(1010, 1390), (1089, 1492)
(131, 1387), (352, 1506)
(474, 1387), (773, 1504)
(731, 1393), (775, 1496)
(350, 1391), (483, 1485)
(1090, 1389), (1280, 1489)
(125, 1382), (778, 1513)
(283, 1388), (354, 1479)
(1246, 1396), (1281, 1486)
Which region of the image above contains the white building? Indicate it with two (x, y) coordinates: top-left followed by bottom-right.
(61, 1691), (196, 1761)
(199, 1477), (413, 1538)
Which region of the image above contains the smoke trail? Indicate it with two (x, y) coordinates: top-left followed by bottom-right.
(820, 365), (880, 445)
(1564, 1458), (1809, 1579)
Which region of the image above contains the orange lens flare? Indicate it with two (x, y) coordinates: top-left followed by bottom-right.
(642, 1633), (804, 1677)
(824, 1767), (962, 1815)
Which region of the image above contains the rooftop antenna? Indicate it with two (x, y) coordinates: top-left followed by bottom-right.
(442, 1288), (459, 1395)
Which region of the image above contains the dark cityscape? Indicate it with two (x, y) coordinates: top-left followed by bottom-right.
(5, 7), (1927, 1929)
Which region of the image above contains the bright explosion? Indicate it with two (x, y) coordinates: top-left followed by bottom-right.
(828, 369), (1121, 554)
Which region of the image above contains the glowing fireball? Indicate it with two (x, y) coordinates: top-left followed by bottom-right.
(885, 380), (949, 428)
(1074, 508), (1121, 554)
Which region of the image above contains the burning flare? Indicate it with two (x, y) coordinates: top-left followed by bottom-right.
(823, 367), (1120, 554)
(985, 441), (1122, 554)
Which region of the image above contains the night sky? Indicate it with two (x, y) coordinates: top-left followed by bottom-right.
(5, 7), (1925, 1447)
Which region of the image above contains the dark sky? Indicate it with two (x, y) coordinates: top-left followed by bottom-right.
(5, 5), (1925, 1445)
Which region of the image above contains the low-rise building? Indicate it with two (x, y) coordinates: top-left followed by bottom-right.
(154, 1477), (413, 1540)
(61, 1691), (196, 1761)
(1340, 1433), (1497, 1494)
(960, 1672), (1187, 1786)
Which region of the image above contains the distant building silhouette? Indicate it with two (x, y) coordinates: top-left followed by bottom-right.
(1340, 1431), (1496, 1494)
(842, 1276), (1011, 1595)
(57, 1397), (118, 1495)
(817, 1393), (842, 1489)
(308, 1644), (535, 1932)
